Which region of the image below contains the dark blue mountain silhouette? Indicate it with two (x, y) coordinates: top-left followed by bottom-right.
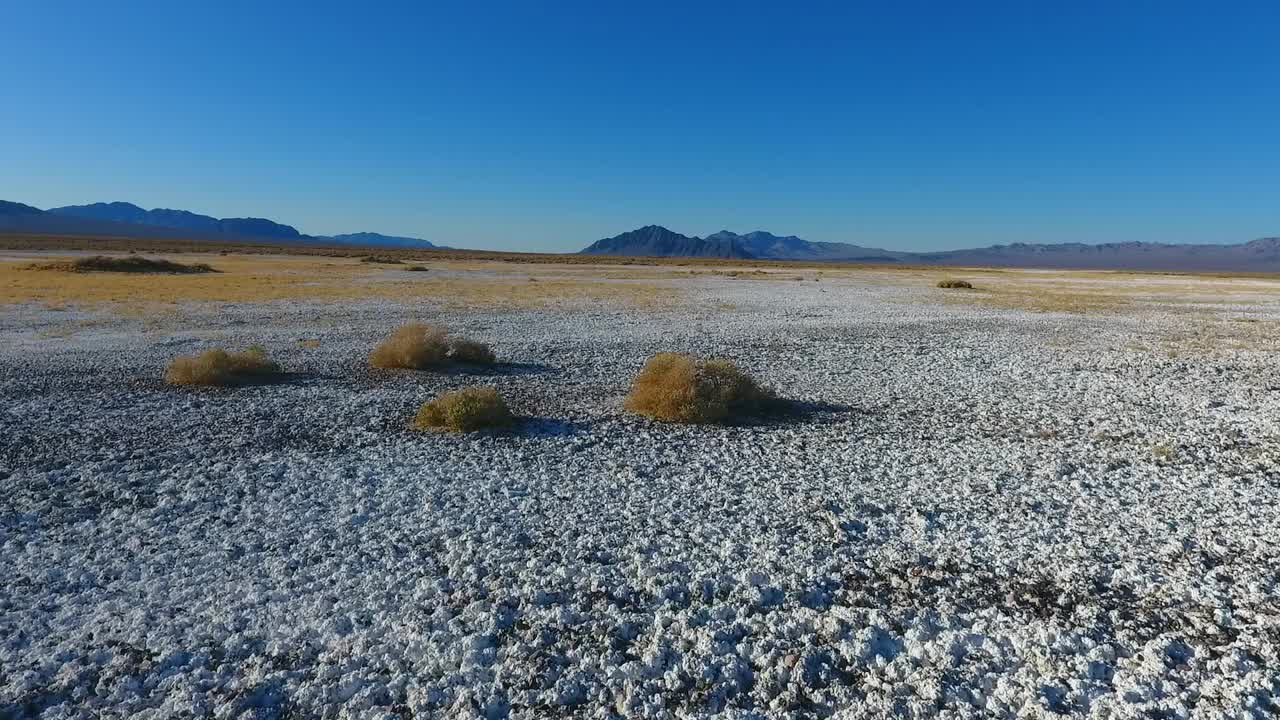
(5, 200), (438, 248)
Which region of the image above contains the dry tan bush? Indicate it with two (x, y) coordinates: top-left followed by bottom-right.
(166, 346), (281, 386)
(371, 323), (497, 368)
(406, 265), (429, 272)
(448, 338), (496, 365)
(936, 279), (974, 289)
(1152, 442), (1178, 462)
(370, 323), (449, 369)
(414, 386), (512, 432)
(33, 256), (217, 274)
(624, 352), (775, 423)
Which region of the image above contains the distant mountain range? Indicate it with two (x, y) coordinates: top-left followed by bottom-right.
(581, 227), (922, 262)
(705, 230), (908, 263)
(582, 226), (1280, 272)
(48, 201), (304, 240)
(6, 199), (1280, 271)
(0, 200), (440, 249)
(580, 226), (751, 259)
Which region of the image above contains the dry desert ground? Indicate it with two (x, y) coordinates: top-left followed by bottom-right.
(1, 252), (1278, 719)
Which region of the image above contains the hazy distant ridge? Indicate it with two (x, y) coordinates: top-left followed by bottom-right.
(322, 232), (441, 249)
(583, 226), (1280, 272)
(913, 237), (1280, 271)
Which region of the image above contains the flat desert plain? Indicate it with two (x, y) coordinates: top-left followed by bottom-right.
(1, 252), (1278, 719)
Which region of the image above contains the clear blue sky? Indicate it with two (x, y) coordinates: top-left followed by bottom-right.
(3, 1), (1278, 252)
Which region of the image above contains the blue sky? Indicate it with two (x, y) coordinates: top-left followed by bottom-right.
(2, 1), (1278, 252)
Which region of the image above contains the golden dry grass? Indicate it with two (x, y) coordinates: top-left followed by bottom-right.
(973, 288), (1130, 314)
(0, 255), (680, 310)
(370, 323), (449, 369)
(1131, 316), (1280, 356)
(32, 255), (217, 274)
(414, 386), (513, 432)
(10, 249), (1280, 321)
(624, 353), (776, 424)
(165, 347), (281, 386)
(927, 268), (1280, 315)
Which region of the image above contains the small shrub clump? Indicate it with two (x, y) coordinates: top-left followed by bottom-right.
(624, 352), (775, 424)
(414, 386), (513, 432)
(370, 323), (449, 369)
(166, 347), (281, 386)
(34, 256), (217, 274)
(1152, 442), (1178, 462)
(371, 323), (497, 369)
(448, 338), (497, 365)
(361, 255), (404, 265)
(406, 265), (430, 272)
(936, 279), (974, 289)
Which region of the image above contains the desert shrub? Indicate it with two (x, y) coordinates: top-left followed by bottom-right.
(361, 255), (404, 264)
(33, 256), (217, 274)
(448, 338), (497, 365)
(624, 352), (775, 424)
(1152, 442), (1177, 462)
(414, 386), (512, 432)
(370, 323), (449, 369)
(166, 346), (281, 386)
(406, 265), (429, 272)
(936, 279), (973, 289)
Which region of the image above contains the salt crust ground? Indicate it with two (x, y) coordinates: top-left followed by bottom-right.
(1, 274), (1278, 719)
